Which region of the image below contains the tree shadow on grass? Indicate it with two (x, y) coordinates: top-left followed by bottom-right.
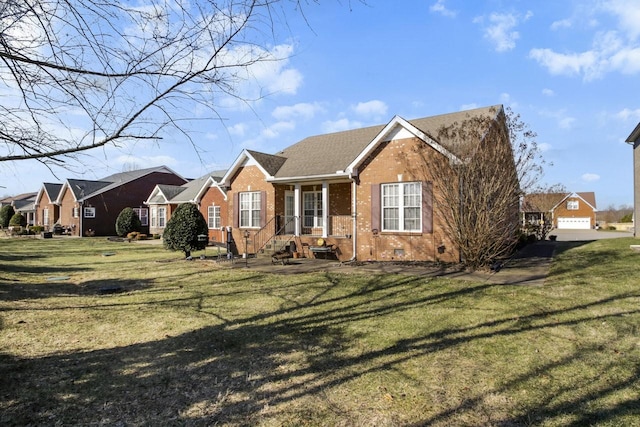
(1, 272), (639, 425)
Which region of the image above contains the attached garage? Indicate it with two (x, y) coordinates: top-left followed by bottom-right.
(557, 217), (591, 229)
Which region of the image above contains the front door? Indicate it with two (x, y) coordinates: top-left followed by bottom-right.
(284, 191), (295, 234)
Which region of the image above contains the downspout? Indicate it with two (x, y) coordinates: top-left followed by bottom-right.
(79, 201), (83, 237)
(350, 176), (358, 262)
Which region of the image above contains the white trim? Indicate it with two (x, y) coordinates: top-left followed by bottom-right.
(346, 115), (461, 176)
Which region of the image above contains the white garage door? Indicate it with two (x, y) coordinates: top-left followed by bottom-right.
(557, 217), (591, 229)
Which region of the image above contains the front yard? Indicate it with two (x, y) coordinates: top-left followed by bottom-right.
(1, 237), (639, 426)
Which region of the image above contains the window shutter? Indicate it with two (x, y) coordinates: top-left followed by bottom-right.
(422, 181), (433, 234)
(233, 192), (239, 228)
(260, 190), (267, 227)
(371, 184), (380, 232)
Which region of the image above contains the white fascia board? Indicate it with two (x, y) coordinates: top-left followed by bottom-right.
(55, 181), (76, 204)
(551, 192), (596, 212)
(219, 150), (273, 186)
(143, 186), (166, 205)
(194, 176), (228, 202)
(626, 122), (640, 144)
(267, 172), (351, 183)
(346, 116), (461, 175)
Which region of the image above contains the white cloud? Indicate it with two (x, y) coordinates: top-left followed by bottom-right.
(542, 88), (555, 96)
(460, 103), (479, 111)
(430, 0), (457, 18)
(615, 108), (640, 121)
(551, 19), (572, 31)
(582, 173), (600, 182)
(322, 118), (363, 133)
(115, 154), (178, 167)
(538, 142), (552, 152)
(352, 100), (388, 118)
(475, 11), (532, 52)
(539, 109), (577, 130)
(272, 102), (325, 121)
(227, 123), (247, 137)
(260, 121), (295, 139)
(530, 2), (640, 80)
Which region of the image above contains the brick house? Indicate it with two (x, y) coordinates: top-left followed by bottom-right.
(34, 183), (63, 230)
(522, 192), (597, 230)
(219, 104), (517, 262)
(145, 171), (228, 241)
(53, 166), (187, 236)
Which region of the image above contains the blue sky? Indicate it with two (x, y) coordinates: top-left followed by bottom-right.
(2, 0), (640, 208)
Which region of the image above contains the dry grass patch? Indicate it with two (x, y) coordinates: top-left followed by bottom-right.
(1, 237), (639, 426)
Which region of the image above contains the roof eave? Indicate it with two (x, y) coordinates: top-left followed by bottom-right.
(268, 172), (351, 183)
(626, 122), (640, 144)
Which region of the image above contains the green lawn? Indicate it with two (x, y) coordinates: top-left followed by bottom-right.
(1, 237), (639, 426)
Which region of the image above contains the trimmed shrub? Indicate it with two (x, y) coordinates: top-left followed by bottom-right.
(163, 203), (208, 258)
(0, 205), (15, 228)
(115, 207), (142, 237)
(9, 212), (26, 227)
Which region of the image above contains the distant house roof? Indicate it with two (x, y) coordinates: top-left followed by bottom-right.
(223, 105), (503, 183)
(146, 170), (227, 205)
(57, 165), (186, 203)
(522, 191), (597, 212)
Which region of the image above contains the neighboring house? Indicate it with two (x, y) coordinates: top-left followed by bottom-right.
(0, 192), (37, 225)
(522, 192), (597, 230)
(219, 104), (517, 262)
(35, 183), (63, 230)
(53, 166), (188, 236)
(145, 171), (227, 241)
(626, 123), (640, 237)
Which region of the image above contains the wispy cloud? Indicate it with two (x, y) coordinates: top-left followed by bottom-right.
(430, 0), (457, 18)
(530, 1), (640, 80)
(322, 118), (363, 133)
(615, 108), (640, 121)
(474, 11), (532, 52)
(272, 102), (325, 121)
(542, 88), (555, 96)
(582, 173), (600, 182)
(352, 100), (388, 118)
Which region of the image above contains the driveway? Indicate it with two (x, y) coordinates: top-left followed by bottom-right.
(551, 229), (633, 241)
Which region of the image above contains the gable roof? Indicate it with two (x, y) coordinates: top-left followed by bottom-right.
(523, 191), (597, 212)
(626, 122), (640, 144)
(222, 105), (503, 184)
(146, 171), (227, 205)
(57, 166), (187, 203)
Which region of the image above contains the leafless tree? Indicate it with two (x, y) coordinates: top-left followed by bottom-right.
(0, 0), (327, 166)
(401, 107), (543, 270)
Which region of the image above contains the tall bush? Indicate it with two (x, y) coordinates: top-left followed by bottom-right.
(163, 203), (208, 258)
(0, 205), (15, 227)
(115, 207), (142, 237)
(9, 212), (26, 227)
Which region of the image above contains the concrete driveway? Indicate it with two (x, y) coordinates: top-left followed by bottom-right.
(551, 229), (633, 241)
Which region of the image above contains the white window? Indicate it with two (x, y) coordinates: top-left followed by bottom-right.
(303, 191), (323, 228)
(133, 208), (148, 226)
(73, 207), (79, 218)
(382, 182), (422, 232)
(208, 205), (221, 229)
(84, 207), (96, 218)
(43, 208), (49, 226)
(239, 192), (261, 228)
(158, 207), (166, 228)
(567, 200), (579, 210)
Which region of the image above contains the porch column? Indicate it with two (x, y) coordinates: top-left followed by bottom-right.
(294, 184), (301, 236)
(322, 181), (329, 238)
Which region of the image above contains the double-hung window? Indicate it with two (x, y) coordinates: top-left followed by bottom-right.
(567, 200), (579, 210)
(151, 207), (166, 228)
(240, 192), (261, 228)
(303, 191), (323, 228)
(84, 207), (96, 218)
(208, 205), (221, 229)
(382, 182), (421, 232)
(133, 208), (148, 226)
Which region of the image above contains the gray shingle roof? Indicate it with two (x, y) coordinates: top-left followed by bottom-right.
(270, 105), (502, 178)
